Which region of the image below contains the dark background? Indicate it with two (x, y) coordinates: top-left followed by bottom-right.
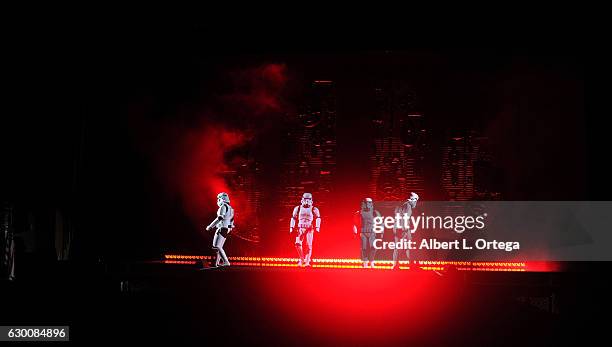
(2, 18), (609, 265)
(2, 14), (612, 347)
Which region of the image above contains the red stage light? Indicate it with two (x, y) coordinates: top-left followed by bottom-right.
(162, 254), (558, 272)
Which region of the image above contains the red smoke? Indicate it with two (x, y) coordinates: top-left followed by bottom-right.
(134, 63), (288, 230)
(170, 124), (247, 225)
(222, 63), (288, 115)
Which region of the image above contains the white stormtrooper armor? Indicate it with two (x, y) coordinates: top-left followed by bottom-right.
(353, 198), (382, 268)
(393, 192), (419, 268)
(206, 192), (235, 267)
(290, 193), (321, 267)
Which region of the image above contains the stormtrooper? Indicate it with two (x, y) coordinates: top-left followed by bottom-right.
(205, 192), (235, 267)
(289, 193), (321, 267)
(392, 192), (419, 269)
(353, 198), (382, 268)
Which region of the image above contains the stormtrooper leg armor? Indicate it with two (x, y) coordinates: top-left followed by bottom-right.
(367, 232), (377, 267)
(213, 228), (230, 266)
(295, 229), (306, 266)
(304, 229), (314, 265)
(360, 232), (377, 268)
(294, 228), (314, 266)
(392, 230), (410, 266)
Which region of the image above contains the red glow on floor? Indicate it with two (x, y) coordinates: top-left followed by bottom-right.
(160, 254), (562, 344)
(251, 264), (462, 343)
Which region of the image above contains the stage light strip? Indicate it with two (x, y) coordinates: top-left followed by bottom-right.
(162, 254), (536, 271)
(164, 260), (197, 264)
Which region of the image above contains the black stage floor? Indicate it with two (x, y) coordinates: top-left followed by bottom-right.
(1, 261), (610, 346)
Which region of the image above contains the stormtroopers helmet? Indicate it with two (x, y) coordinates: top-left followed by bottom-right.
(217, 192), (230, 207)
(408, 192), (419, 208)
(301, 193), (313, 207)
(361, 197), (373, 211)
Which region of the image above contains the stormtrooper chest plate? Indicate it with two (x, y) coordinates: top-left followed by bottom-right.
(298, 206), (314, 228)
